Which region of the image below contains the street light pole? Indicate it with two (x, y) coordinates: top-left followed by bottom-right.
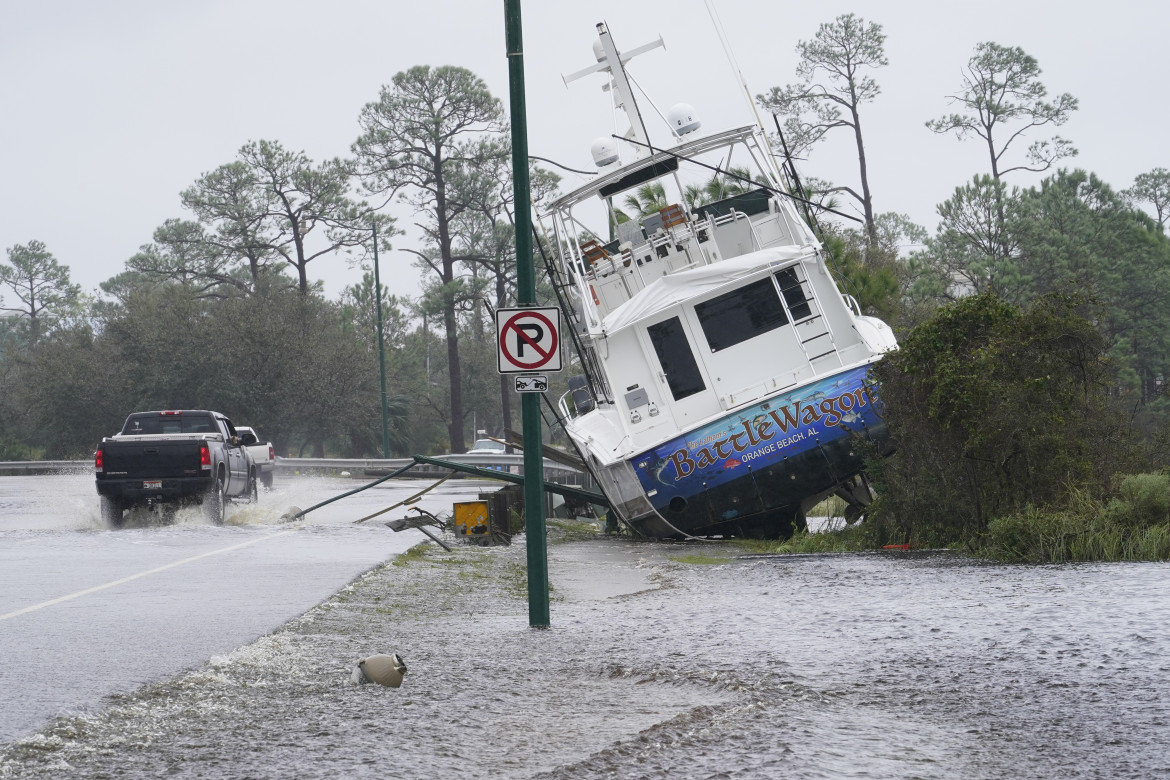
(372, 222), (391, 458)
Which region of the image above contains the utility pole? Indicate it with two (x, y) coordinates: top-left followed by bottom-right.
(504, 0), (549, 627)
(373, 223), (391, 458)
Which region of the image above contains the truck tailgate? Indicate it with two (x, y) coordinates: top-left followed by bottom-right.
(101, 438), (208, 479)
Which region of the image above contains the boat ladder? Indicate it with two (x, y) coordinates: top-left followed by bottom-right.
(779, 268), (841, 372)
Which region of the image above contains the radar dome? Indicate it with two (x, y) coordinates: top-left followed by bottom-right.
(591, 137), (620, 168)
(668, 103), (701, 136)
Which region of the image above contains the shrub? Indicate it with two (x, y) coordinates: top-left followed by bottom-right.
(984, 476), (1170, 562)
(867, 292), (1139, 548)
(1101, 472), (1170, 529)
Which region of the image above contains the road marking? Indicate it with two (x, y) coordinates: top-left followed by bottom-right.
(0, 529), (297, 622)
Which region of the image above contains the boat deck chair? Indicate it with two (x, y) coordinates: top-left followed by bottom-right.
(578, 238), (613, 274)
(659, 203), (687, 229)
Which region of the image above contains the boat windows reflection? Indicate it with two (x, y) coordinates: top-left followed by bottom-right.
(695, 277), (789, 353)
(648, 317), (706, 401)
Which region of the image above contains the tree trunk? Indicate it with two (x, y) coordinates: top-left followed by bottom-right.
(292, 231), (309, 294)
(434, 166), (466, 454)
(496, 271), (513, 438)
(851, 105), (877, 242)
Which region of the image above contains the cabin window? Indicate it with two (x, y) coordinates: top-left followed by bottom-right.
(647, 317), (706, 401)
(694, 278), (788, 353)
(775, 267), (812, 320)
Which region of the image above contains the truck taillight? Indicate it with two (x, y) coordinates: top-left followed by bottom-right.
(95, 447), (103, 473)
(268, 444), (275, 461)
(200, 443), (211, 469)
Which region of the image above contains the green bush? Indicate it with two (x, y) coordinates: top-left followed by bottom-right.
(867, 292), (1140, 548)
(1113, 473), (1170, 527)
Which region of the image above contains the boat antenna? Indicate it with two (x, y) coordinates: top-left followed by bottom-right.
(562, 22), (664, 160)
(704, 0), (785, 182)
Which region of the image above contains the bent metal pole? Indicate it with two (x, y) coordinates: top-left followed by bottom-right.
(504, 0), (550, 628)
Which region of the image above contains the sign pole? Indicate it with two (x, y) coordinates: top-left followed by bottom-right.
(504, 0), (549, 627)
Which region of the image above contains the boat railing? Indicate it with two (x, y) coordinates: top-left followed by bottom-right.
(843, 293), (862, 317)
(707, 209), (764, 254)
(559, 196), (804, 323)
(557, 390), (574, 421)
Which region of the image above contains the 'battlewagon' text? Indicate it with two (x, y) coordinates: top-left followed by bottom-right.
(664, 387), (870, 480)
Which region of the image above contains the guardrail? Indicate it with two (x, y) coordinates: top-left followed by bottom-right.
(0, 460), (91, 476)
(1, 455), (591, 487)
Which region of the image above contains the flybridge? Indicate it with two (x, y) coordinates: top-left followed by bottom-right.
(545, 126), (769, 210)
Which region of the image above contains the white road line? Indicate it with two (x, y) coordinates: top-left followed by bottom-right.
(0, 529), (297, 622)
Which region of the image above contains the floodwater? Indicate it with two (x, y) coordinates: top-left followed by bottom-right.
(0, 470), (503, 747)
(3, 514), (1168, 779)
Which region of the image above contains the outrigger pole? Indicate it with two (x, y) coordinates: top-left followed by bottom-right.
(504, 0), (551, 628)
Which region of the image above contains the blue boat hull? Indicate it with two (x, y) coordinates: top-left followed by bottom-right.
(624, 364), (887, 538)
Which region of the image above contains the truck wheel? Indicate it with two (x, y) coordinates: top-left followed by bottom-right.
(100, 495), (125, 528)
(247, 471), (259, 504)
(261, 471), (274, 490)
(204, 473), (227, 525)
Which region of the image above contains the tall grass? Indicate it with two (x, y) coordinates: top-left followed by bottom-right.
(982, 474), (1170, 563)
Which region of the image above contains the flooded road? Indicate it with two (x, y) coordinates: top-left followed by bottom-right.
(3, 491), (1168, 779)
(0, 471), (500, 744)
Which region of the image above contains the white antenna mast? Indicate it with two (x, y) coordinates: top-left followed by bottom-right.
(563, 22), (665, 160)
(704, 0), (785, 181)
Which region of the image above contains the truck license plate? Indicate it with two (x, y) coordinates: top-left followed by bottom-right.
(144, 480), (162, 490)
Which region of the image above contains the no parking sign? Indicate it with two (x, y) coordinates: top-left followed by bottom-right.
(496, 307), (562, 374)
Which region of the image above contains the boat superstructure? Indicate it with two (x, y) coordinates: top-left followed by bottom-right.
(540, 22), (897, 538)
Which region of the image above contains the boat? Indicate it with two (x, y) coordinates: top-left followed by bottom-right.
(538, 22), (898, 539)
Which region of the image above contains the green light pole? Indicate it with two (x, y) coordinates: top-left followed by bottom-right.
(505, 0), (549, 627)
(372, 222), (391, 458)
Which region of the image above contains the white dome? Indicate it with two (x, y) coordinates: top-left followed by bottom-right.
(667, 103), (701, 136)
(591, 137), (620, 167)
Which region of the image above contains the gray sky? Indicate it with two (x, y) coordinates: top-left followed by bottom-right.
(2, 0), (1165, 302)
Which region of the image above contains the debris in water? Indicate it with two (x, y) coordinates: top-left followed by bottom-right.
(353, 654), (407, 688)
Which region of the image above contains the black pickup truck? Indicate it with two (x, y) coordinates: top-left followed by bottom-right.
(94, 410), (258, 526)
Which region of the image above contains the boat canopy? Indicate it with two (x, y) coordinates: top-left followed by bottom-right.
(600, 245), (811, 333)
(545, 125), (769, 212)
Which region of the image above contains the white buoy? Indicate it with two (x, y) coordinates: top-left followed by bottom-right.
(353, 653), (407, 688)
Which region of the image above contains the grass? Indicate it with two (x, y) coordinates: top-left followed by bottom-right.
(391, 543), (432, 566)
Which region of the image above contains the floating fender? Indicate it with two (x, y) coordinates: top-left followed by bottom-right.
(353, 653), (407, 688)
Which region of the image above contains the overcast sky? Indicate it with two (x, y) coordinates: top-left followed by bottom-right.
(2, 0), (1165, 302)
